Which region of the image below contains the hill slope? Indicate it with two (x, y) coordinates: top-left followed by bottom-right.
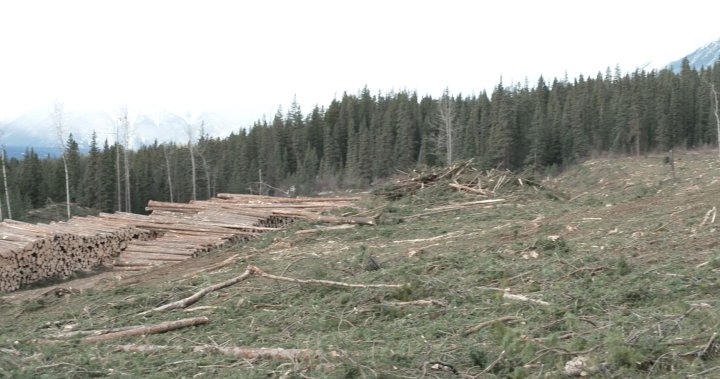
(1, 150), (720, 378)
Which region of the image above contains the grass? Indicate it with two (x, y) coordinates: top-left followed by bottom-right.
(1, 149), (720, 378)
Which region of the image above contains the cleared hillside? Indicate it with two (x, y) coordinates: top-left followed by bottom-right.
(1, 150), (719, 378)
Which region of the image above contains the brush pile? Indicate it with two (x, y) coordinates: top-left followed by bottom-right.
(373, 160), (546, 200)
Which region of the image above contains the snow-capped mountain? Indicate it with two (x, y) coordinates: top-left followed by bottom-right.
(0, 109), (243, 152)
(668, 38), (720, 72)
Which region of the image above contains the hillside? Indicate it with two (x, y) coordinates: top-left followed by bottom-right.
(1, 150), (719, 378)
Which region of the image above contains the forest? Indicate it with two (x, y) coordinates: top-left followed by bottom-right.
(1, 59), (719, 218)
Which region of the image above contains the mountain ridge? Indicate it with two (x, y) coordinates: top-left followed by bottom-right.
(668, 38), (720, 71)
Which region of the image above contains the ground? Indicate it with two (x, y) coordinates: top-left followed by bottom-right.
(1, 149), (719, 378)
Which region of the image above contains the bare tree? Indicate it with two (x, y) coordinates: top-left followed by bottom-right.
(436, 88), (457, 166)
(116, 106), (132, 212)
(154, 114), (175, 203)
(52, 101), (72, 220)
(0, 126), (11, 220)
(196, 122), (213, 198)
(183, 112), (198, 201)
(712, 83), (720, 159)
(1, 148), (11, 219)
(162, 144), (174, 202)
(115, 125), (122, 212)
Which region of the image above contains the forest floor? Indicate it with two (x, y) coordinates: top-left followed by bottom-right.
(1, 149), (720, 378)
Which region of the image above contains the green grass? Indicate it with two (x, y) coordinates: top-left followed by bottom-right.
(2, 150), (720, 378)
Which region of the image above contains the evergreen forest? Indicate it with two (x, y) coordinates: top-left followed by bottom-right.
(2, 60), (720, 218)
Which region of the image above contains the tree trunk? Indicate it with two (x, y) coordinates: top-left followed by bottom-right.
(123, 144), (131, 212)
(163, 145), (174, 202)
(189, 140), (197, 201)
(712, 84), (720, 160)
(199, 152), (211, 198)
(116, 141), (122, 212)
(82, 317), (209, 343)
(62, 154), (71, 220)
(2, 149), (11, 219)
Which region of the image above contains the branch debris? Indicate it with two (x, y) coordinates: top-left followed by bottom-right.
(140, 265), (404, 315)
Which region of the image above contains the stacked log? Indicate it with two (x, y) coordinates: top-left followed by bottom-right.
(112, 195), (370, 270)
(0, 219), (156, 292)
(1, 194), (369, 290)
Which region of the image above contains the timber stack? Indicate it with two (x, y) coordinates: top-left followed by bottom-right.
(0, 219), (156, 292)
(1, 194), (371, 290)
(111, 194), (371, 270)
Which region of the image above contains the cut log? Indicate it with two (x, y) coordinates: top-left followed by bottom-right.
(82, 317), (209, 343)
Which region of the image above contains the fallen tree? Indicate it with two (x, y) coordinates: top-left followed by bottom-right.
(140, 265), (405, 316)
(115, 344), (326, 361)
(82, 317), (209, 343)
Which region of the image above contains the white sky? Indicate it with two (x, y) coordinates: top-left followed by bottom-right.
(1, 0), (719, 128)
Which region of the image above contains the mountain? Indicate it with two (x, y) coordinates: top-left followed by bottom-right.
(668, 38), (720, 72)
(1, 109), (243, 151)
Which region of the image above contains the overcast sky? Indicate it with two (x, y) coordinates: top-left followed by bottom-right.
(1, 0), (719, 130)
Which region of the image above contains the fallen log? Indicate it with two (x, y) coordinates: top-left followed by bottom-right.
(249, 265), (402, 289)
(140, 265), (405, 315)
(295, 224), (357, 235)
(82, 317), (209, 343)
(462, 316), (522, 336)
(138, 267), (253, 315)
(115, 344), (325, 361)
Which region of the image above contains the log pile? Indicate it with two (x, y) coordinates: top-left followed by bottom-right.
(1, 194), (368, 290)
(0, 218), (156, 292)
(111, 194), (369, 270)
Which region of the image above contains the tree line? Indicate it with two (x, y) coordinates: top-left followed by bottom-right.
(1, 59), (719, 219)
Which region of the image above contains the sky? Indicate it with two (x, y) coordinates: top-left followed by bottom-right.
(0, 0), (719, 136)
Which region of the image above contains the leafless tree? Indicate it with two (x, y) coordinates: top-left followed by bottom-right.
(162, 144), (174, 202)
(154, 113), (175, 202)
(436, 88), (457, 166)
(711, 83), (720, 159)
(115, 124), (122, 212)
(1, 148), (11, 219)
(0, 126), (10, 220)
(196, 122), (213, 198)
(52, 101), (72, 220)
(116, 106), (132, 212)
(184, 113), (198, 201)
